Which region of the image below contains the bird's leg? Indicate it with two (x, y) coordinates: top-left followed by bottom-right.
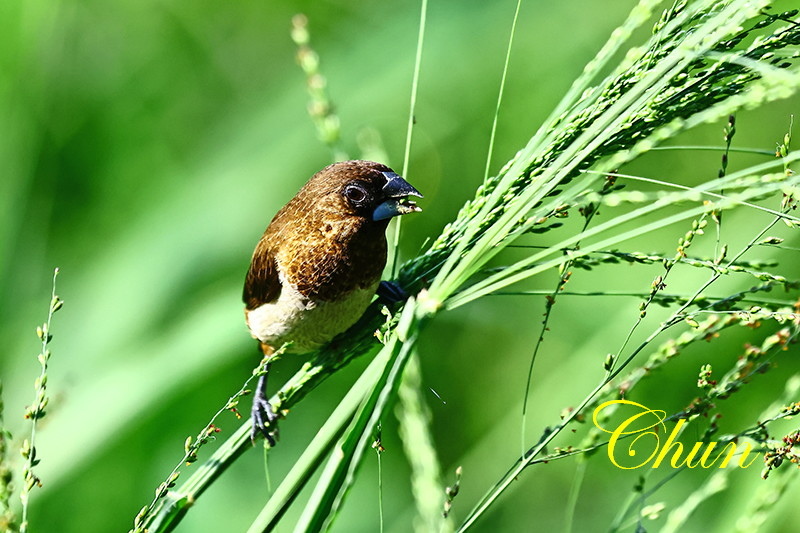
(251, 363), (279, 446)
(377, 280), (408, 305)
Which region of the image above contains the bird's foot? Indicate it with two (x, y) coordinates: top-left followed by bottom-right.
(251, 396), (279, 446)
(251, 372), (279, 446)
(377, 280), (408, 305)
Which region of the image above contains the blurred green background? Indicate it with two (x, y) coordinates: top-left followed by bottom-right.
(2, 0), (799, 531)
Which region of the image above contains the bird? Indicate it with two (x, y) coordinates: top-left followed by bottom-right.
(243, 160), (422, 443)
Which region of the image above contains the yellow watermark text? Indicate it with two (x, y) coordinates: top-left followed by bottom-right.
(592, 400), (759, 469)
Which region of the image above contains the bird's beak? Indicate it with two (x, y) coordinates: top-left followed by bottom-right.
(372, 172), (423, 221)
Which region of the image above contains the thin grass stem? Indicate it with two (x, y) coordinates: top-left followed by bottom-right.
(390, 0), (429, 279)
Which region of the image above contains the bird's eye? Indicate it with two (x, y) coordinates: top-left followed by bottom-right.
(344, 184), (368, 205)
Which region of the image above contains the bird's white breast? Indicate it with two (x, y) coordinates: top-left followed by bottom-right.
(245, 273), (378, 353)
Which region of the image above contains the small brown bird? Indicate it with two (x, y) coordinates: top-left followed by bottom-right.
(243, 160), (422, 443)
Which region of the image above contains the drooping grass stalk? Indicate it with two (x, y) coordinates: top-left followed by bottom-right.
(399, 1), (800, 301)
(651, 145), (775, 155)
(20, 268), (62, 533)
(502, 245), (794, 285)
(520, 174), (615, 456)
(608, 322), (800, 530)
(447, 165), (799, 310)
(425, 1), (750, 296)
(458, 198), (798, 530)
(591, 171), (795, 220)
(565, 248), (795, 286)
(662, 375), (800, 532)
(497, 289), (798, 309)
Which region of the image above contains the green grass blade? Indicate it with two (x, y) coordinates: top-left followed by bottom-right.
(449, 166), (799, 309)
(396, 352), (449, 533)
(389, 0), (429, 279)
(294, 302), (421, 532)
(245, 352), (389, 533)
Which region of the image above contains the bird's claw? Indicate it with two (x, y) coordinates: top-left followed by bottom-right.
(251, 395), (279, 446)
(377, 280), (408, 305)
(251, 372), (279, 446)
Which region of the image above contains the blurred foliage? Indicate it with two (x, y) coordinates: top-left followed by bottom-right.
(1, 1), (799, 532)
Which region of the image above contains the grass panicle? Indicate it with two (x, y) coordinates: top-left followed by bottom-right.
(19, 268), (62, 533)
(290, 14), (347, 163)
(0, 381), (17, 532)
(130, 349), (283, 533)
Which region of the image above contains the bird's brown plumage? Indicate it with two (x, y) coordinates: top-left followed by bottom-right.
(243, 160), (420, 353)
(243, 159), (421, 442)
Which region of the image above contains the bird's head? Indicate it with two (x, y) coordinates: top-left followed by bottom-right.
(302, 160), (422, 224)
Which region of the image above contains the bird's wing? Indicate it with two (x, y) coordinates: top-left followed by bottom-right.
(243, 237), (281, 309)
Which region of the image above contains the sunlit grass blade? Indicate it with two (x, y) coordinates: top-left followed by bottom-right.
(396, 352), (449, 533)
(401, 1), (800, 305)
(139, 301), (394, 532)
(244, 351), (389, 532)
(389, 0), (429, 279)
(428, 0), (771, 295)
(456, 201), (797, 531)
(294, 302), (421, 532)
(448, 166), (800, 310)
(482, 0), (522, 183)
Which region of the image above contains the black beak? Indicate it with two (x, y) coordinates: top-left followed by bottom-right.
(372, 172), (423, 221)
